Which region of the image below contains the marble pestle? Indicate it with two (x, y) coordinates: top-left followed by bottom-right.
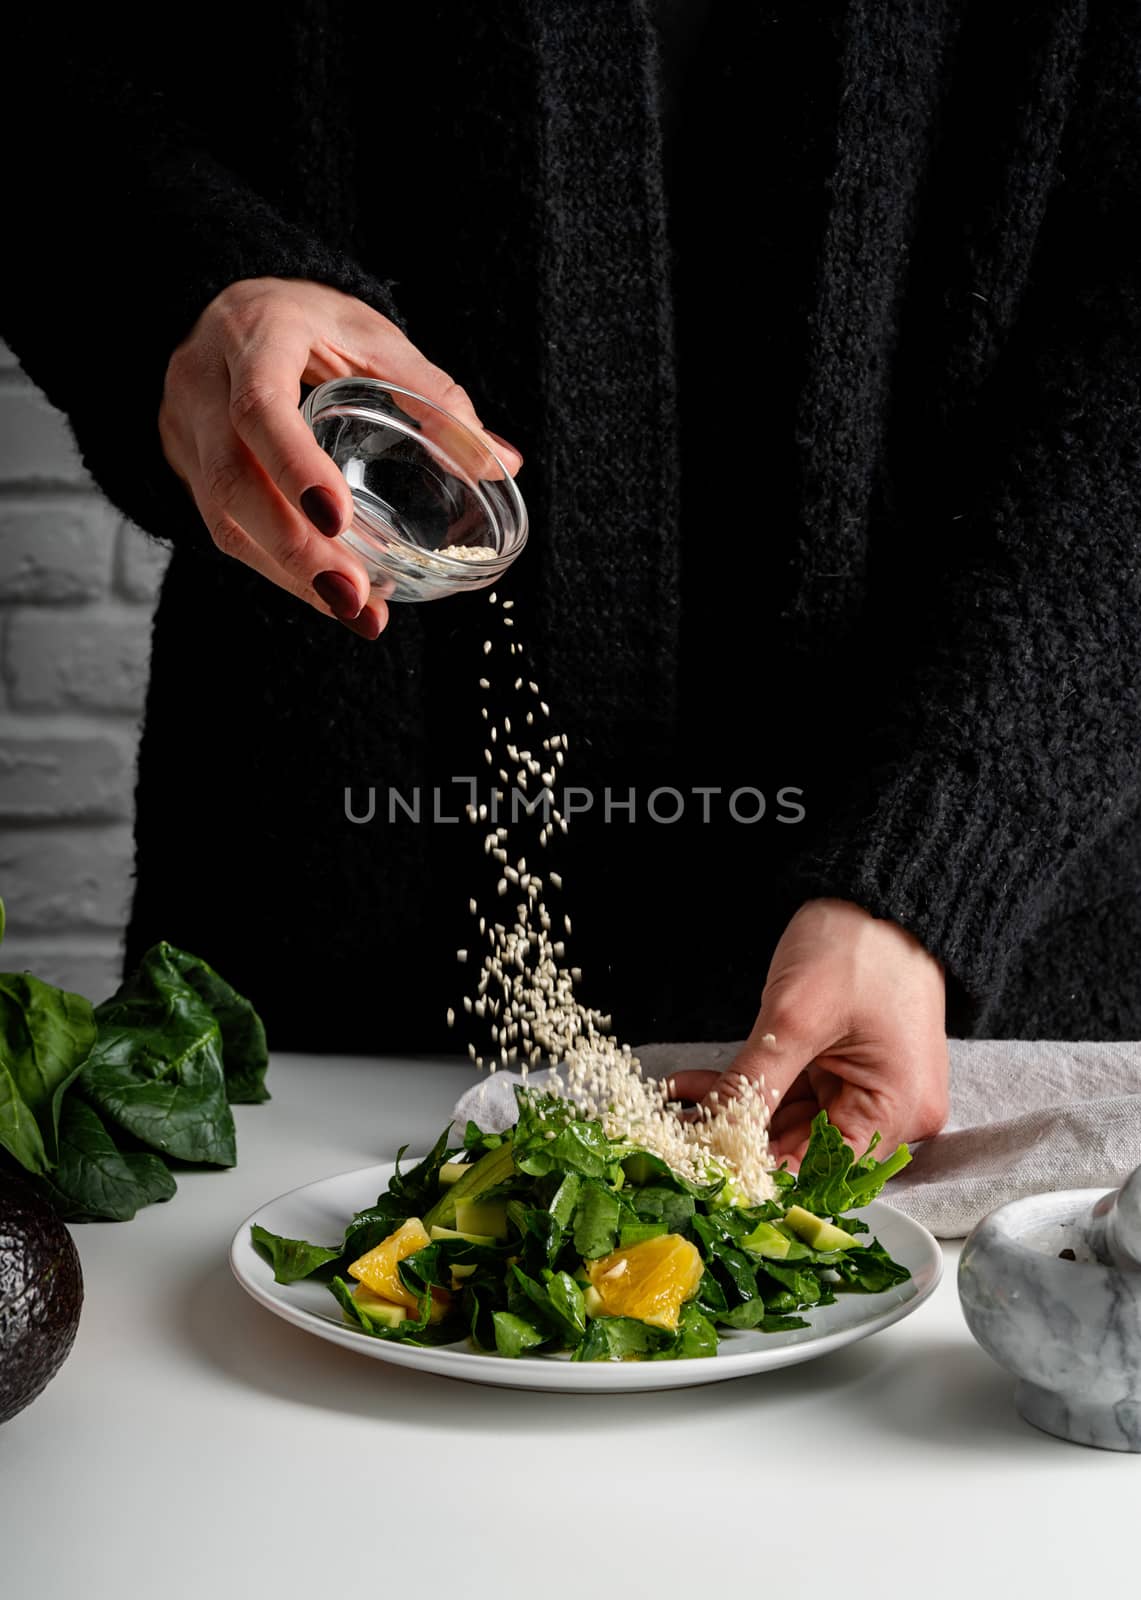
(1086, 1165), (1141, 1272)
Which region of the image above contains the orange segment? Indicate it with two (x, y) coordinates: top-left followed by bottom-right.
(586, 1234), (703, 1331)
(347, 1217), (451, 1322)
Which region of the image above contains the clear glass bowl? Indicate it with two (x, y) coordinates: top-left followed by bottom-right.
(301, 377), (528, 602)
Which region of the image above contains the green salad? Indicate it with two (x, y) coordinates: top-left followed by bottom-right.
(251, 1090), (913, 1362)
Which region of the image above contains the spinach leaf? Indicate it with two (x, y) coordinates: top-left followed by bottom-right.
(389, 1125), (457, 1213)
(843, 1145), (913, 1208)
(43, 1097), (176, 1221)
(516, 1206), (563, 1271)
(695, 1269), (729, 1318)
(757, 1259), (823, 1307)
(508, 1264), (585, 1344)
(160, 944), (269, 1103)
(654, 1303), (718, 1360)
(545, 1270), (587, 1341)
(691, 1210), (750, 1254)
(397, 1243), (451, 1294)
(82, 944), (236, 1165)
(463, 1121), (505, 1154)
(628, 1185), (695, 1233)
(251, 1224), (341, 1284)
(513, 1090), (615, 1179)
(618, 1220), (668, 1247)
(341, 1198), (413, 1260)
(572, 1180), (622, 1259)
(719, 1298), (809, 1332)
(712, 1246), (761, 1305)
(622, 1148), (723, 1200)
(791, 1110), (911, 1215)
(466, 1281), (503, 1351)
(493, 1311), (547, 1357)
(548, 1171), (581, 1230)
(830, 1237), (912, 1294)
(573, 1317), (667, 1362)
(0, 972), (96, 1174)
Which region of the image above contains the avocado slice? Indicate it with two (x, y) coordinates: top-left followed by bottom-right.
(783, 1204), (862, 1252)
(454, 1197), (509, 1239)
(438, 1161), (469, 1188)
(622, 1153), (656, 1187)
(352, 1287), (409, 1328)
(740, 1219), (794, 1259)
(429, 1224), (496, 1246)
(422, 1139), (515, 1230)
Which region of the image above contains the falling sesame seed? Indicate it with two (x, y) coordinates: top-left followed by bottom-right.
(447, 1007), (455, 1027)
(483, 640), (492, 655)
(453, 599), (774, 1201)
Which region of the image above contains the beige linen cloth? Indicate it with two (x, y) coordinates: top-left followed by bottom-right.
(454, 1041), (1141, 1240)
(636, 1039), (1141, 1238)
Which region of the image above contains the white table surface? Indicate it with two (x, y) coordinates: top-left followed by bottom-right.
(3, 1054), (1135, 1599)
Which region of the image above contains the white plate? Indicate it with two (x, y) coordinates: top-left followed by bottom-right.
(231, 1161), (943, 1393)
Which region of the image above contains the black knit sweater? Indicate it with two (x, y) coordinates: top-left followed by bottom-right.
(5, 2), (1140, 1049)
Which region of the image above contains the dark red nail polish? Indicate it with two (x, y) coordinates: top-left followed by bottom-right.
(301, 486), (345, 537)
(313, 570), (362, 619)
(340, 608), (383, 641)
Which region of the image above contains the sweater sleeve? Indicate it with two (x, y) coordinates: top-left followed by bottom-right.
(786, 18), (1141, 1029)
(1, 22), (401, 550)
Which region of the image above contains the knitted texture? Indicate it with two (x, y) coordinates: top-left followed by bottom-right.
(3, 2), (1139, 1050)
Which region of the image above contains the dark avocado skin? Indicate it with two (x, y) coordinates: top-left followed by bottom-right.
(0, 1170), (84, 1426)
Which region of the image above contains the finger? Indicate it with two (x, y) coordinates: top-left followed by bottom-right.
(703, 998), (828, 1118)
(326, 317), (525, 477)
(226, 332), (356, 535)
(768, 1095), (817, 1142)
(189, 371), (373, 613)
(823, 1083), (901, 1160)
(769, 1130), (813, 1172)
(204, 512), (389, 637)
(665, 1069), (722, 1103)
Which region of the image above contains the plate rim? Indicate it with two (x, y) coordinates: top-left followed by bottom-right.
(230, 1159), (944, 1390)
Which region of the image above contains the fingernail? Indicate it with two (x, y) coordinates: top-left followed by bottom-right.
(313, 570), (362, 620)
(301, 486), (345, 537)
(340, 606), (383, 641)
(485, 430), (523, 465)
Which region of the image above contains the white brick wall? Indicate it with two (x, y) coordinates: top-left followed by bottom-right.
(0, 340), (170, 1002)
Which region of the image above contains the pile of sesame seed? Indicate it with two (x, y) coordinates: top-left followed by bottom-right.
(400, 543), (499, 567)
(450, 593), (776, 1204)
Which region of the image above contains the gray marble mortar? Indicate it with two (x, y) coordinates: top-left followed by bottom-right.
(958, 1168), (1141, 1452)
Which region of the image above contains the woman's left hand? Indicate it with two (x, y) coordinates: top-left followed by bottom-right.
(669, 898), (950, 1166)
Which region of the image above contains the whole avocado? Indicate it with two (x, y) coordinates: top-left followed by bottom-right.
(0, 1168), (83, 1426)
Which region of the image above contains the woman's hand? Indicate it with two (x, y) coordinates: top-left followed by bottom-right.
(158, 277), (523, 638)
(670, 899), (950, 1166)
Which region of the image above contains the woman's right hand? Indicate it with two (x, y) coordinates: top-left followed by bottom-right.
(158, 277), (522, 638)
